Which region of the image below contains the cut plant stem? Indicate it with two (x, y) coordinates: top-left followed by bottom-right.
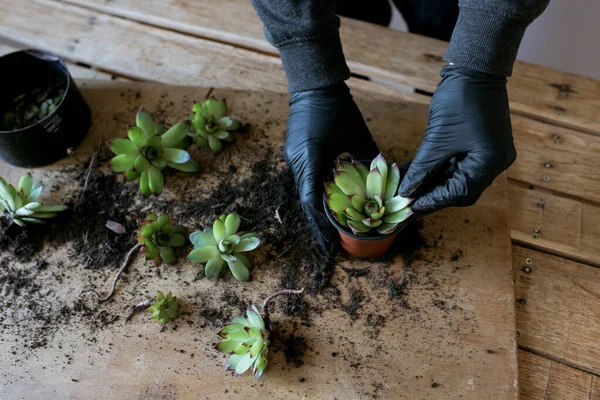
(77, 140), (103, 207)
(262, 288), (304, 330)
(95, 242), (142, 303)
(126, 298), (154, 321)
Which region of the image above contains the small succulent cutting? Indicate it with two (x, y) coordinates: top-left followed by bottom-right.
(0, 173), (68, 227)
(109, 108), (199, 196)
(190, 99), (242, 152)
(136, 212), (187, 266)
(188, 213), (260, 282)
(147, 291), (179, 325)
(325, 154), (412, 235)
(216, 289), (304, 379)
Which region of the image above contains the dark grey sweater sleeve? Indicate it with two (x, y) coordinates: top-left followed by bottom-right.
(251, 0), (350, 93)
(444, 0), (550, 76)
(251, 0), (550, 92)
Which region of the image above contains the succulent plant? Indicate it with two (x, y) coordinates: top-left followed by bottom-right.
(325, 154), (412, 235)
(188, 213), (260, 282)
(0, 173), (68, 227)
(147, 290), (179, 325)
(136, 212), (187, 266)
(109, 108), (199, 196)
(217, 305), (269, 379)
(216, 289), (304, 379)
(190, 99), (242, 152)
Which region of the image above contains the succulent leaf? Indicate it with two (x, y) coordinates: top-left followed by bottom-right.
(166, 160), (200, 172)
(110, 153), (137, 172)
(18, 173), (33, 196)
(366, 168), (384, 199)
(385, 163), (400, 201)
(337, 161), (364, 186)
(205, 256), (225, 279)
(383, 207), (413, 224)
(325, 193), (352, 214)
(191, 99), (242, 152)
(334, 171), (366, 199)
(224, 213), (241, 237)
(188, 246), (220, 263)
(384, 195), (412, 214)
(377, 222), (399, 235)
(352, 160), (369, 182)
(136, 108), (155, 139)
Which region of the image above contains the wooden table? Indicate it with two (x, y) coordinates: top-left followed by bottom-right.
(0, 82), (517, 399)
(0, 0), (599, 398)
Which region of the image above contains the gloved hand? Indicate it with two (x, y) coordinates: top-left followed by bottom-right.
(284, 82), (379, 256)
(399, 65), (516, 215)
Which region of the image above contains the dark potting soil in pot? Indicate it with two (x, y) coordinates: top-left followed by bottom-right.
(0, 76), (66, 131)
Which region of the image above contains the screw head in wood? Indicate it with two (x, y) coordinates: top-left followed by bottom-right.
(542, 176), (551, 182)
(525, 258), (533, 265)
(522, 266), (532, 274)
(544, 162), (552, 168)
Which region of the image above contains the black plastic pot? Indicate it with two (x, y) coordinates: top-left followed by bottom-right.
(0, 49), (91, 167)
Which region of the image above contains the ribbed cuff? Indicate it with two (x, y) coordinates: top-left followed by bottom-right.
(444, 7), (531, 77)
(277, 30), (350, 93)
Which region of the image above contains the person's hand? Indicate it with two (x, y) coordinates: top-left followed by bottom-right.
(399, 65), (516, 215)
(284, 82), (379, 256)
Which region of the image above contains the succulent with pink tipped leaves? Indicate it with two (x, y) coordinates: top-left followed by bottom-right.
(325, 154), (412, 235)
(147, 291), (179, 325)
(188, 213), (260, 282)
(216, 288), (304, 379)
(109, 108), (199, 196)
(0, 173), (68, 227)
(136, 212), (187, 266)
(190, 99), (242, 152)
(216, 305), (269, 379)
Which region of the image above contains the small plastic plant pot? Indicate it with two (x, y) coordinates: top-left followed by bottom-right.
(323, 195), (408, 258)
(0, 49), (91, 167)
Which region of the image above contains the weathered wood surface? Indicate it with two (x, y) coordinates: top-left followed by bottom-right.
(509, 184), (600, 267)
(0, 81), (518, 399)
(518, 350), (596, 400)
(55, 0), (600, 135)
(2, 0), (600, 205)
(513, 246), (600, 375)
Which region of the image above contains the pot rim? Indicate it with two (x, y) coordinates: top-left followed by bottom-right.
(0, 49), (71, 134)
(322, 195), (407, 241)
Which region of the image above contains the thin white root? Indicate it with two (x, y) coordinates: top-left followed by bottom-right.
(126, 298), (154, 321)
(263, 288), (304, 330)
(95, 243), (142, 303)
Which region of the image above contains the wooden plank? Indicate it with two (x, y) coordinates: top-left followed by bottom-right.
(0, 81), (518, 399)
(56, 0), (600, 135)
(591, 376), (600, 400)
(513, 246), (600, 375)
(0, 41), (115, 80)
(545, 362), (594, 400)
(519, 350), (596, 400)
(0, 0), (288, 91)
(509, 184), (600, 267)
(509, 115), (600, 204)
(518, 350), (551, 400)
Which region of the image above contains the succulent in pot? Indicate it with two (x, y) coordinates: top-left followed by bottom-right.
(324, 154), (412, 258)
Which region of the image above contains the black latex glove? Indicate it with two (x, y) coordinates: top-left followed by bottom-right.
(399, 65), (516, 215)
(284, 82), (379, 256)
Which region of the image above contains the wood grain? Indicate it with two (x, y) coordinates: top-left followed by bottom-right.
(518, 350), (551, 400)
(56, 0), (600, 135)
(518, 350), (597, 400)
(513, 246), (600, 375)
(0, 41), (115, 80)
(509, 184), (600, 267)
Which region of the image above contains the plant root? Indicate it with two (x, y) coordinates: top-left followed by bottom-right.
(125, 298), (154, 322)
(94, 242), (142, 303)
(76, 140), (102, 207)
(263, 288), (304, 330)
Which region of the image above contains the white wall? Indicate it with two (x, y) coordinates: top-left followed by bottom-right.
(389, 0), (600, 79)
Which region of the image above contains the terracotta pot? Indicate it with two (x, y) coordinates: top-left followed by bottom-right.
(323, 196), (407, 258)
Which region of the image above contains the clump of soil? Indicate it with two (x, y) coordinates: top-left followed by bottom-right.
(49, 149), (143, 269)
(0, 219), (46, 263)
(342, 285), (364, 320)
